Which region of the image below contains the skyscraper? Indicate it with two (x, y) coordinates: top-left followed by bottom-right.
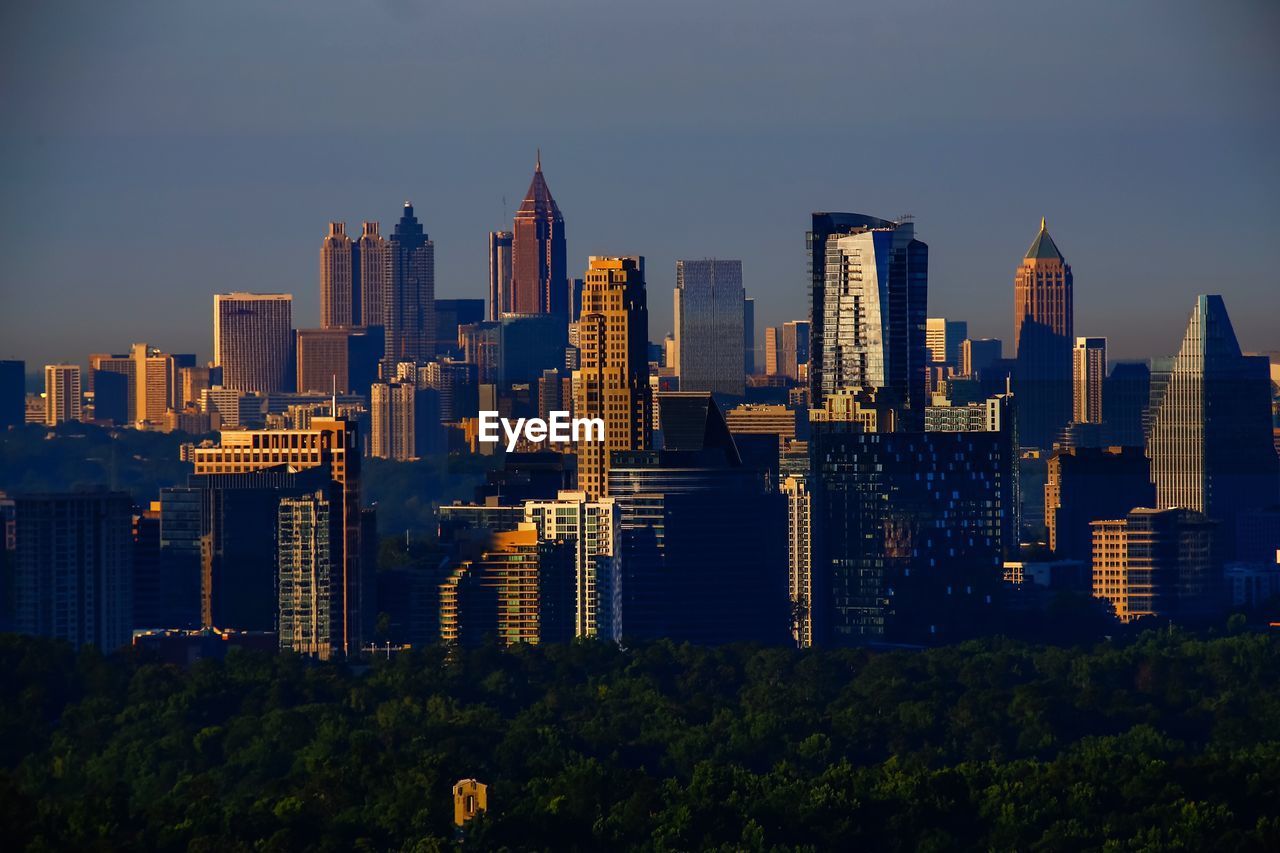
(743, 297), (756, 376)
(384, 203), (435, 369)
(0, 360), (23, 429)
(43, 364), (82, 424)
(511, 153), (567, 319)
(320, 221), (356, 328)
(12, 491), (133, 649)
(1102, 362), (1150, 447)
(1091, 507), (1218, 623)
(572, 256), (650, 499)
(764, 327), (780, 376)
(1045, 446), (1154, 582)
(523, 490), (622, 641)
(1148, 295), (1278, 556)
(131, 343), (176, 424)
(926, 318), (968, 367)
(1073, 337), (1107, 424)
(673, 259), (745, 398)
(191, 416), (365, 655)
(356, 221), (388, 329)
(781, 320), (810, 382)
(819, 217), (928, 426)
(213, 293), (294, 393)
(369, 381), (418, 460)
(277, 490), (340, 658)
(488, 230), (514, 321)
(1013, 218), (1073, 448)
(782, 473), (813, 648)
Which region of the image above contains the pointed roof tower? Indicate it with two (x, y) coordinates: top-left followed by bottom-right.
(517, 151), (562, 221)
(1025, 217), (1065, 260)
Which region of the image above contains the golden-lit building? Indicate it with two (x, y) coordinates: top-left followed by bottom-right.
(439, 524), (573, 647)
(43, 364), (82, 425)
(319, 221), (355, 328)
(571, 256), (650, 499)
(1091, 507), (1217, 623)
(191, 416), (363, 655)
(782, 474), (813, 648)
(725, 403), (798, 444)
(1072, 336), (1106, 424)
(357, 221), (388, 328)
(808, 386), (897, 433)
(452, 778), (489, 827)
(213, 292), (293, 394)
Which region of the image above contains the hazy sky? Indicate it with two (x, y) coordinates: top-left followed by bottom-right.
(2, 0), (1277, 371)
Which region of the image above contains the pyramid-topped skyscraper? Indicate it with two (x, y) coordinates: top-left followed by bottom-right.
(1013, 217), (1074, 449)
(1148, 295), (1278, 556)
(511, 151), (568, 319)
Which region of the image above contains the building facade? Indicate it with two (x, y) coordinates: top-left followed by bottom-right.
(43, 364), (82, 424)
(320, 221), (356, 328)
(1091, 508), (1218, 623)
(673, 258), (745, 398)
(384, 203), (435, 369)
(1013, 218), (1073, 448)
(214, 292), (294, 393)
(1073, 336), (1106, 425)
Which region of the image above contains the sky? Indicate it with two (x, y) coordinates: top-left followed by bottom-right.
(2, 0), (1278, 372)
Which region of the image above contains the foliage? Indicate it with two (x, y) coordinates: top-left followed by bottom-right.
(2, 630), (1279, 850)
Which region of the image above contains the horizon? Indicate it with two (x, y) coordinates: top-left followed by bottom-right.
(2, 1), (1278, 368)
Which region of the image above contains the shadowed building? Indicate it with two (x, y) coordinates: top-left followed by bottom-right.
(673, 259), (745, 398)
(1073, 337), (1106, 424)
(1092, 508), (1219, 623)
(384, 203), (435, 370)
(488, 230), (513, 321)
(1013, 218), (1073, 448)
(1148, 295), (1279, 558)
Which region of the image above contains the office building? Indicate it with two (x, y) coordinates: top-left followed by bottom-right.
(131, 343), (176, 424)
(1102, 362), (1150, 447)
(819, 217), (928, 425)
(607, 392), (788, 644)
(511, 153), (568, 319)
(439, 524), (574, 647)
(0, 360), (24, 429)
(488, 230), (514, 321)
(277, 490), (341, 658)
(673, 258), (745, 398)
(1148, 295), (1279, 557)
(370, 381), (418, 460)
(960, 338), (1002, 378)
(743, 297), (756, 375)
(12, 491), (133, 649)
(191, 416), (365, 654)
(320, 221), (356, 328)
(1092, 508), (1218, 623)
(782, 474), (813, 648)
(356, 221), (388, 328)
(926, 318), (968, 367)
(1045, 446), (1154, 584)
(1073, 337), (1106, 424)
(1013, 218), (1073, 448)
(810, 398), (1015, 645)
(572, 256), (651, 499)
(435, 298), (485, 356)
(384, 202), (435, 369)
(43, 364), (82, 424)
(523, 490), (622, 641)
(214, 292), (294, 393)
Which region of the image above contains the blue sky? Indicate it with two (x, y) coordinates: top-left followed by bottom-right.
(2, 0), (1277, 368)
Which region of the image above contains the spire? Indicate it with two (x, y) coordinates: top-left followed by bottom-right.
(516, 152), (562, 221)
(1025, 217), (1064, 261)
(536, 148), (541, 172)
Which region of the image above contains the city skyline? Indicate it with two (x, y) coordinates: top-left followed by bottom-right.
(3, 2), (1278, 368)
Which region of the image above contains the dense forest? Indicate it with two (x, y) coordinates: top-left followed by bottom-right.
(3, 630), (1279, 851)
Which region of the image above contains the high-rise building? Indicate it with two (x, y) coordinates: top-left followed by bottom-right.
(320, 221), (356, 328)
(296, 328), (353, 394)
(277, 490), (341, 658)
(434, 298), (485, 356)
(523, 490), (622, 641)
(1148, 295), (1279, 557)
(158, 486), (202, 629)
(356, 221), (388, 329)
(488, 230), (514, 321)
(743, 297), (756, 376)
(179, 366), (213, 411)
(780, 320), (810, 382)
(960, 338), (1002, 378)
(607, 392), (788, 645)
(1013, 218), (1073, 448)
(439, 524), (574, 647)
(810, 396), (1015, 645)
(0, 360), (24, 429)
(12, 491), (133, 649)
(213, 293), (294, 393)
(764, 327), (780, 376)
(43, 364), (82, 424)
(1045, 446), (1154, 583)
(1073, 337), (1106, 424)
(369, 381), (418, 460)
(572, 256), (651, 499)
(511, 153), (567, 319)
(1092, 508), (1218, 623)
(191, 416), (365, 655)
(673, 259), (745, 398)
(131, 343), (176, 424)
(926, 318), (968, 367)
(818, 217), (928, 426)
(1102, 362), (1150, 447)
(384, 203), (435, 369)
(782, 473), (813, 648)
(724, 403), (799, 444)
